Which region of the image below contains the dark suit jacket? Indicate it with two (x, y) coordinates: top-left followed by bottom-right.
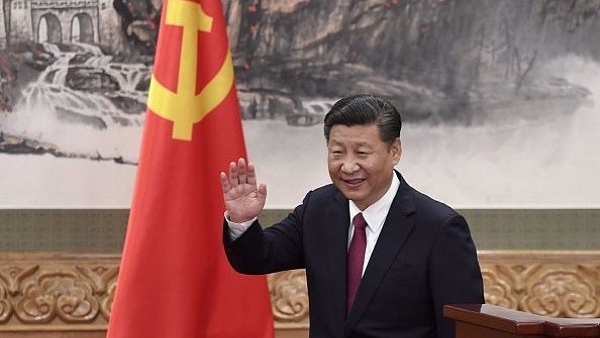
(223, 172), (484, 338)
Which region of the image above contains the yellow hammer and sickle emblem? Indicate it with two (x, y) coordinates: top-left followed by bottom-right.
(147, 0), (235, 141)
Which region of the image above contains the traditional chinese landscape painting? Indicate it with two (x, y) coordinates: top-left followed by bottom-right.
(1, 0), (599, 208)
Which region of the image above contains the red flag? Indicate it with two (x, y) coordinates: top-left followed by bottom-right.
(106, 0), (274, 337)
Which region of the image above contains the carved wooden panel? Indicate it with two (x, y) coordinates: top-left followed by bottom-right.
(268, 269), (309, 325)
(0, 251), (598, 334)
(0, 253), (117, 329)
(479, 251), (600, 318)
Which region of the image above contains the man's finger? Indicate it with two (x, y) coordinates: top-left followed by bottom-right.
(237, 158), (247, 184)
(220, 172), (231, 194)
(258, 183), (267, 197)
(229, 161), (239, 186)
(247, 163), (257, 185)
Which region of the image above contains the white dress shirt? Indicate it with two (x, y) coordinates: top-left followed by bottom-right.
(348, 173), (399, 276)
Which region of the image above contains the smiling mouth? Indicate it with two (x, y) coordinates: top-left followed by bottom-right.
(343, 178), (365, 188)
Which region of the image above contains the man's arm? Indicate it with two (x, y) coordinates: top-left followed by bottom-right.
(429, 214), (485, 338)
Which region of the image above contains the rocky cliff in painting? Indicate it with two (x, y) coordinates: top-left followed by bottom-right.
(223, 0), (597, 125)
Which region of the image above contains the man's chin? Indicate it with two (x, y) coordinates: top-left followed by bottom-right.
(338, 189), (363, 203)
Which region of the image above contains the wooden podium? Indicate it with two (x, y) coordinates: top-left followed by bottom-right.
(444, 304), (600, 337)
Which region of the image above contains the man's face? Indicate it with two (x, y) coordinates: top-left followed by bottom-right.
(327, 124), (401, 210)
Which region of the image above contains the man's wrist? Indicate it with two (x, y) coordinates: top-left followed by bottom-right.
(225, 211), (257, 240)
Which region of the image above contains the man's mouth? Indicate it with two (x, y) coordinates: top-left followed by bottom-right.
(343, 178), (365, 188)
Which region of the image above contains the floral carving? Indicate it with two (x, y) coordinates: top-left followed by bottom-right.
(0, 284), (12, 323)
(76, 265), (119, 295)
(101, 278), (118, 320)
(0, 251), (596, 334)
(495, 263), (542, 293)
(521, 269), (600, 317)
(269, 270), (309, 323)
(0, 265), (39, 296)
(481, 269), (518, 309)
(15, 271), (99, 323)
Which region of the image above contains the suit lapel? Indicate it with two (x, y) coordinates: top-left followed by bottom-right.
(326, 190), (351, 331)
(345, 175), (417, 331)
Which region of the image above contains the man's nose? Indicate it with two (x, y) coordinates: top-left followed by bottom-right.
(341, 157), (359, 173)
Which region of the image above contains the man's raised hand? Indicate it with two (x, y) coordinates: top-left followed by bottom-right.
(220, 158), (267, 223)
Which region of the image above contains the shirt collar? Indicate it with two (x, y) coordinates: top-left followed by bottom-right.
(349, 172), (400, 232)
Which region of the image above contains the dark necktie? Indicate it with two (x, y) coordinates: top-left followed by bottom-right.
(347, 212), (367, 315)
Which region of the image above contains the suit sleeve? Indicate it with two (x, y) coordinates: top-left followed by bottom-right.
(429, 214), (485, 338)
(222, 196), (310, 275)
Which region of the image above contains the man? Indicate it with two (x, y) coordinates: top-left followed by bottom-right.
(220, 93), (484, 338)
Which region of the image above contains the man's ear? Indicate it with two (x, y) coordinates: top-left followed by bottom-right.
(392, 138), (402, 165)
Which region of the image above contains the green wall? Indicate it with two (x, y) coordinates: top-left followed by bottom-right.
(0, 209), (598, 252)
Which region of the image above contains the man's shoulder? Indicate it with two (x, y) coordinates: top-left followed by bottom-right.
(291, 184), (345, 219)
(306, 183), (340, 201)
(404, 183), (460, 219)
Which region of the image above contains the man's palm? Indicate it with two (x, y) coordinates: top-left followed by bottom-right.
(220, 158), (266, 223)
